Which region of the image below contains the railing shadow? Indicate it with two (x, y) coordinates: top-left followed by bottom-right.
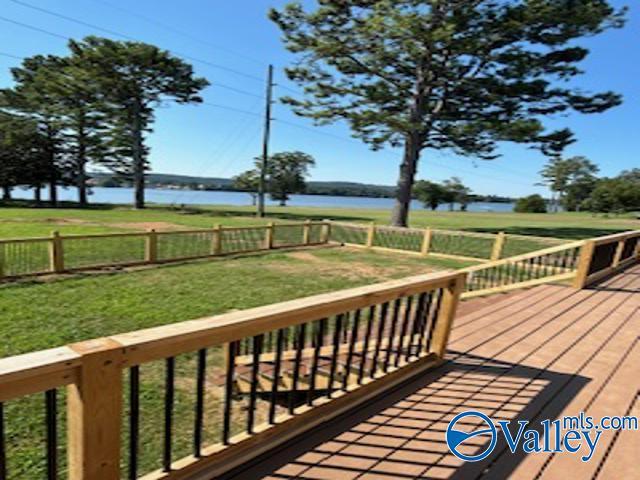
(222, 351), (588, 479)
(585, 262), (640, 293)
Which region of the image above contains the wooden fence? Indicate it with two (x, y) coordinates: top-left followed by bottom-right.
(0, 270), (466, 480)
(0, 221), (330, 280)
(328, 221), (566, 262)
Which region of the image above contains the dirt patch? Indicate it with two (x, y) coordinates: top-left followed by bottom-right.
(285, 251), (323, 262)
(110, 221), (184, 231)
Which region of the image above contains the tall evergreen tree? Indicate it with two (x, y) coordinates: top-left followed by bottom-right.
(270, 0), (625, 226)
(68, 37), (209, 208)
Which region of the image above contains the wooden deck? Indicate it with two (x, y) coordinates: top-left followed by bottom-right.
(224, 263), (640, 480)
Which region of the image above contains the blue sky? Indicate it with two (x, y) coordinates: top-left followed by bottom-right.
(0, 0), (637, 197)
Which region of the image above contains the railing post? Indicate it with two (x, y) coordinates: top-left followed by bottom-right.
(0, 243), (4, 278)
(430, 273), (466, 358)
(145, 229), (158, 263)
(490, 232), (506, 260)
(573, 240), (596, 289)
(212, 224), (222, 255)
(366, 222), (375, 248)
(49, 231), (65, 273)
(421, 227), (432, 256)
(303, 220), (311, 245)
(265, 222), (274, 249)
(611, 237), (626, 268)
(67, 338), (124, 480)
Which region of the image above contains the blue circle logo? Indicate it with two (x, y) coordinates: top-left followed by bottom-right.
(446, 411), (497, 462)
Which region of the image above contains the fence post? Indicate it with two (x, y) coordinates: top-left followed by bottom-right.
(321, 220), (331, 244)
(265, 222), (274, 249)
(490, 232), (506, 261)
(573, 240), (596, 289)
(303, 220), (311, 245)
(421, 227), (432, 256)
(366, 222), (376, 248)
(0, 243), (4, 278)
(145, 229), (158, 263)
(67, 338), (124, 480)
(49, 231), (65, 273)
(212, 224), (222, 255)
(430, 273), (466, 358)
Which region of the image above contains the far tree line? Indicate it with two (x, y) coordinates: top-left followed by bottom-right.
(0, 36), (208, 208)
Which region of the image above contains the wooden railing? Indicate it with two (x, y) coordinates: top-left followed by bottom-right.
(461, 241), (584, 299)
(0, 221), (330, 280)
(0, 270), (466, 479)
(328, 221), (566, 263)
(573, 230), (640, 288)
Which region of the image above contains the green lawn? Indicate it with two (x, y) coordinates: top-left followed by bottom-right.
(0, 201), (637, 239)
(0, 245), (473, 479)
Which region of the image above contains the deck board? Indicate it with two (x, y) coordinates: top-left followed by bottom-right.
(223, 264), (640, 480)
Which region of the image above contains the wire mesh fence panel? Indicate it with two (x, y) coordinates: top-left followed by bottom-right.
(273, 225), (305, 248)
(620, 236), (639, 262)
(220, 228), (267, 254)
(373, 226), (423, 252)
(308, 224), (325, 244)
(430, 231), (495, 259)
(63, 235), (147, 270)
(157, 231), (215, 261)
(0, 239), (51, 277)
(329, 223), (368, 245)
(502, 235), (567, 258)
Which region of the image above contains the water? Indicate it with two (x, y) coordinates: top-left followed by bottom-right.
(11, 187), (515, 212)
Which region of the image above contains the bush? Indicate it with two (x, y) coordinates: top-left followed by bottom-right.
(515, 194), (547, 213)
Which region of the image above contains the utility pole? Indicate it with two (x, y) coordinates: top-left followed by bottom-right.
(257, 64), (274, 218)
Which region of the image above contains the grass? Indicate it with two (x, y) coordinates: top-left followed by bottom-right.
(1, 201), (637, 240)
(0, 245), (471, 479)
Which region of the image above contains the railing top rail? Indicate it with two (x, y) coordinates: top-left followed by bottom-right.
(462, 240), (585, 273)
(0, 235), (53, 244)
(112, 270), (465, 366)
(591, 229), (640, 245)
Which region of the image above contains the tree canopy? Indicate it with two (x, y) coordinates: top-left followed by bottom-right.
(270, 0), (625, 226)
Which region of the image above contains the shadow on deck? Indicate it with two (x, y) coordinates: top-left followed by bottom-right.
(224, 264), (640, 480)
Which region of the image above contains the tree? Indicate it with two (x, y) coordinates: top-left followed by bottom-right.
(540, 156), (599, 211)
(68, 36), (209, 208)
(270, 1), (625, 226)
(414, 180), (446, 210)
(515, 194), (547, 213)
(232, 169), (260, 206)
(442, 177), (472, 211)
(583, 177), (640, 214)
(265, 151), (315, 206)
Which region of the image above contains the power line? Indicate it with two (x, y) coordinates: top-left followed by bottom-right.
(0, 14), (70, 40)
(200, 102), (264, 118)
(0, 51), (25, 61)
(89, 0), (266, 66)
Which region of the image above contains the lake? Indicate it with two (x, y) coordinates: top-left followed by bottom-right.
(11, 187), (515, 212)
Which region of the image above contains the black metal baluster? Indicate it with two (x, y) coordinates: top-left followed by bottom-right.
(194, 349), (206, 457)
(357, 306), (375, 383)
(45, 389), (57, 480)
(163, 357), (175, 472)
(425, 289), (444, 352)
(247, 334), (263, 434)
(383, 300), (401, 372)
(289, 323), (306, 414)
(129, 366), (140, 480)
(343, 310), (361, 390)
(0, 402), (5, 480)
(395, 296), (413, 366)
(222, 341), (237, 445)
(370, 303), (389, 378)
(269, 329), (285, 424)
(307, 319), (325, 406)
(407, 293), (427, 360)
(416, 292), (434, 353)
(327, 315), (344, 398)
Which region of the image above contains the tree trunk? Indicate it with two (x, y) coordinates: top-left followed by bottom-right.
(77, 117), (88, 207)
(390, 134), (420, 227)
(132, 101), (145, 209)
(279, 199), (286, 207)
(1, 185), (11, 201)
(46, 126), (58, 207)
(34, 185), (42, 205)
